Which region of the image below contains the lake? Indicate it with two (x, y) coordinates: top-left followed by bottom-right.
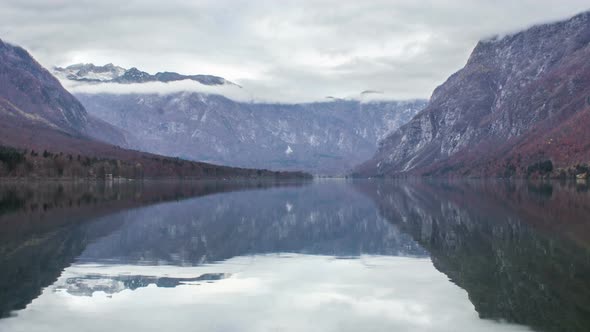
(0, 179), (588, 332)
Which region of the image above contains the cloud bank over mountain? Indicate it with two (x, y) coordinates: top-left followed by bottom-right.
(1, 0), (588, 102)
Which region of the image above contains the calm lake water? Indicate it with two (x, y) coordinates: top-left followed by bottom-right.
(0, 179), (589, 332)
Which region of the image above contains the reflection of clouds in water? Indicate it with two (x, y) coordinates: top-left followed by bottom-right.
(2, 255), (530, 332)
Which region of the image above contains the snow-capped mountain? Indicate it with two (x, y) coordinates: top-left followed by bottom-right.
(53, 63), (126, 82)
(54, 63), (234, 86)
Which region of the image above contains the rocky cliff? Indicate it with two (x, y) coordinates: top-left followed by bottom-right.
(356, 11), (590, 178)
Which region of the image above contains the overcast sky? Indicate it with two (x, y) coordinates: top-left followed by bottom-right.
(0, 0), (588, 102)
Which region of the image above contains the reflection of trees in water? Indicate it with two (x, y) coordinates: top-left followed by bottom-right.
(357, 180), (590, 332)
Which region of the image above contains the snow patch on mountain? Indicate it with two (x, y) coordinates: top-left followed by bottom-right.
(54, 63), (127, 82)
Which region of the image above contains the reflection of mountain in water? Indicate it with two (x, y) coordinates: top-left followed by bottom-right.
(78, 182), (426, 265)
(4, 179), (589, 331)
(357, 180), (590, 332)
(0, 180), (420, 318)
(58, 273), (230, 297)
(0, 180), (306, 318)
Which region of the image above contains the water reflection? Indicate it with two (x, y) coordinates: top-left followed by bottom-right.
(77, 183), (424, 265)
(0, 180), (307, 318)
(356, 180), (590, 332)
(0, 179), (588, 332)
(5, 255), (532, 332)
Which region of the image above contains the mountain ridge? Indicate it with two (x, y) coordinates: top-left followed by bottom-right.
(0, 39), (127, 147)
(355, 10), (590, 178)
(54, 63), (237, 86)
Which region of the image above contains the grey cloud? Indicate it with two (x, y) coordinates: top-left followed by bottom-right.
(0, 0), (588, 102)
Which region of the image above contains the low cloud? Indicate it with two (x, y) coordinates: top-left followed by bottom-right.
(61, 79), (254, 102)
(61, 78), (417, 104)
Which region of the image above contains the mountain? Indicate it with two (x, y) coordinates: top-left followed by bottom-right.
(0, 39), (308, 179)
(54, 63), (235, 86)
(356, 11), (590, 178)
(74, 92), (425, 175)
(0, 39), (127, 147)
